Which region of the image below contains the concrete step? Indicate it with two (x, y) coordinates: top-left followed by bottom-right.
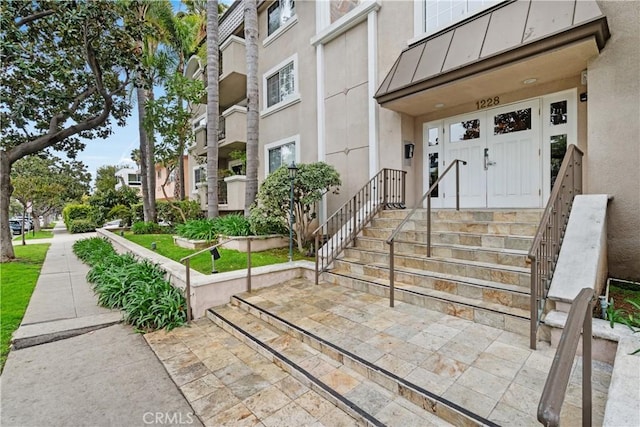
(333, 259), (530, 311)
(378, 209), (543, 224)
(370, 218), (539, 237)
(341, 248), (530, 287)
(207, 305), (465, 427)
(362, 227), (533, 251)
(322, 271), (529, 336)
(354, 237), (530, 268)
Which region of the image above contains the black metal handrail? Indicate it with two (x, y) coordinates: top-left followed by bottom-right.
(538, 287), (593, 427)
(313, 169), (406, 285)
(386, 159), (466, 307)
(528, 144), (583, 349)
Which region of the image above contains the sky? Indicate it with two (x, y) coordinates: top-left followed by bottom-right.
(69, 0), (237, 186)
(70, 0), (189, 186)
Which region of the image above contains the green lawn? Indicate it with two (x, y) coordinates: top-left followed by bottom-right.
(13, 230), (53, 240)
(123, 233), (311, 275)
(0, 244), (50, 372)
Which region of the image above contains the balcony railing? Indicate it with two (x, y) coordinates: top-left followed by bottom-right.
(218, 116), (226, 141)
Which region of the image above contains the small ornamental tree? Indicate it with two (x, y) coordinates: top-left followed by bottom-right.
(250, 162), (340, 252)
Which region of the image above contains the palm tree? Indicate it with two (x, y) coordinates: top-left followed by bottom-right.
(206, 0), (220, 218)
(244, 0), (259, 216)
(162, 9), (204, 200)
(132, 0), (175, 222)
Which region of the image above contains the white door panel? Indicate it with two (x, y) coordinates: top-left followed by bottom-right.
(440, 100), (541, 208)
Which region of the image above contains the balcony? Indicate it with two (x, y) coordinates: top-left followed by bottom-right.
(201, 36), (247, 109)
(192, 106), (247, 157)
(196, 177), (246, 212)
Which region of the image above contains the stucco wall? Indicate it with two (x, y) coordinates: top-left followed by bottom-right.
(324, 21), (370, 212)
(257, 1), (317, 176)
(587, 1), (640, 280)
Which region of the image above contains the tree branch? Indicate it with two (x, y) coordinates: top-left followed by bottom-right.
(48, 86), (98, 134)
(15, 10), (55, 27)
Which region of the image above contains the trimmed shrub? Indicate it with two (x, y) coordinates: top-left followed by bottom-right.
(131, 203), (144, 223)
(131, 221), (163, 234)
(68, 219), (97, 233)
(108, 204), (133, 226)
(62, 204), (94, 228)
(157, 200), (203, 225)
(248, 209), (288, 236)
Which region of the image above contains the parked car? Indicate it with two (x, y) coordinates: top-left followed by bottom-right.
(11, 217), (33, 231)
(9, 219), (22, 235)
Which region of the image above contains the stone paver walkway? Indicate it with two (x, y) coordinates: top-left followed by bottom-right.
(146, 319), (367, 427)
(149, 278), (613, 426)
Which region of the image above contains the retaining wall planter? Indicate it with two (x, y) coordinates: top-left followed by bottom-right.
(220, 235), (288, 252)
(97, 228), (314, 318)
(173, 236), (211, 250)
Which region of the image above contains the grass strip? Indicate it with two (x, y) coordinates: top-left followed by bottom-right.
(12, 230), (53, 241)
(123, 233), (311, 275)
(0, 244), (50, 372)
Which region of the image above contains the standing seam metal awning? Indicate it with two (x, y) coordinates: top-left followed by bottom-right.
(375, 0), (610, 107)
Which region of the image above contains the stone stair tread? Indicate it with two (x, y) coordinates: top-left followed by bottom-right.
(337, 258), (530, 295)
(356, 236), (529, 256)
(328, 269), (530, 319)
(209, 305), (455, 427)
(364, 226), (535, 240)
(342, 248), (531, 274)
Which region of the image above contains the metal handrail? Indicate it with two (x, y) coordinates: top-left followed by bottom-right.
(386, 159), (466, 307)
(180, 237), (253, 321)
(314, 168), (406, 285)
(538, 287), (593, 427)
(528, 144), (583, 349)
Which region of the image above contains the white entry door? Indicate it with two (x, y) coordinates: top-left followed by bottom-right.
(442, 100), (541, 208)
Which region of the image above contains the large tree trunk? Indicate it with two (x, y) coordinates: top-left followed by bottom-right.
(146, 88), (157, 222)
(0, 150), (16, 261)
(244, 0), (259, 216)
(206, 0), (220, 218)
(136, 85), (151, 222)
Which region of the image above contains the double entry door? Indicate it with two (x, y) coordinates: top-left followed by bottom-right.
(425, 99), (541, 208)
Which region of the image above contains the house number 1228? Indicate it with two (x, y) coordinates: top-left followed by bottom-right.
(476, 96), (500, 109)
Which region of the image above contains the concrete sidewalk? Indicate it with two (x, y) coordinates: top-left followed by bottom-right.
(1, 225), (201, 426)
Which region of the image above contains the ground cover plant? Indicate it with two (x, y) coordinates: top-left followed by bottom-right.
(123, 233), (311, 275)
(174, 214), (252, 242)
(13, 230), (53, 240)
(0, 244), (50, 372)
(73, 238), (186, 331)
(606, 280), (640, 354)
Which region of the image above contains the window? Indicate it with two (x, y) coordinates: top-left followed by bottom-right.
(330, 0), (360, 23)
(266, 61), (295, 108)
(127, 173), (142, 184)
(268, 0), (295, 35)
(421, 0), (499, 36)
(194, 167), (206, 185)
(494, 109), (531, 135)
(450, 119), (480, 141)
(268, 142), (296, 174)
